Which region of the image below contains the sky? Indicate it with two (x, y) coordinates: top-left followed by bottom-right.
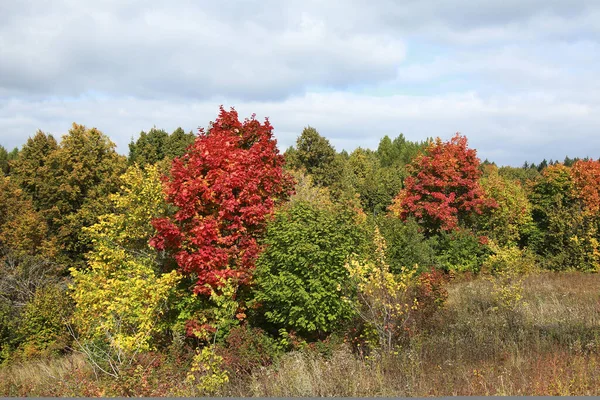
(1, 0), (599, 166)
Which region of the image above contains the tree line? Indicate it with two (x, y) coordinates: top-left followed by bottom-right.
(0, 107), (599, 393)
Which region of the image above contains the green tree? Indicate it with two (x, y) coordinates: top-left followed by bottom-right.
(529, 164), (573, 241)
(498, 165), (541, 187)
(11, 125), (126, 266)
(128, 127), (169, 167)
(433, 228), (490, 273)
(344, 148), (404, 216)
(290, 126), (342, 188)
(283, 146), (299, 171)
(254, 201), (369, 338)
(11, 131), (58, 212)
(378, 216), (436, 275)
(528, 164), (600, 271)
(376, 133), (424, 168)
(164, 127), (196, 160)
(376, 135), (396, 168)
(0, 145), (18, 176)
(48, 124), (127, 265)
(129, 127), (196, 168)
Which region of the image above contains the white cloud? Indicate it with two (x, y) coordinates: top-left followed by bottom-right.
(0, 1), (406, 100)
(1, 0), (600, 166)
(2, 89), (599, 166)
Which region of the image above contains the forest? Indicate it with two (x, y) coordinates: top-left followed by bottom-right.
(1, 106), (600, 396)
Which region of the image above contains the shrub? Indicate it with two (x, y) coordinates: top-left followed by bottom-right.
(215, 325), (280, 375)
(254, 201), (369, 337)
(482, 243), (536, 313)
(0, 256), (63, 363)
(344, 228), (418, 354)
(410, 269), (449, 330)
(378, 216), (436, 275)
(185, 345), (229, 395)
(434, 228), (490, 273)
(15, 283), (72, 360)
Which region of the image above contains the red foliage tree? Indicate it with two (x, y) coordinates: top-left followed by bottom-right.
(389, 133), (496, 233)
(570, 159), (600, 215)
(150, 107), (294, 294)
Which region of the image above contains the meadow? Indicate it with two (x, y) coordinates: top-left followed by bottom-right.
(2, 271), (599, 397)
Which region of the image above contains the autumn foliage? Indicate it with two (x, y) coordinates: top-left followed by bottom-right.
(150, 107), (293, 295)
(6, 106), (600, 397)
(571, 159), (600, 215)
(390, 134), (496, 233)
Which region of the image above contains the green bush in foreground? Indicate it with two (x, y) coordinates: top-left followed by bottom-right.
(254, 201), (369, 338)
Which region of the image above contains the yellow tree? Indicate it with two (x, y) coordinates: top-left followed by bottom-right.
(477, 165), (534, 247)
(345, 227), (418, 353)
(70, 164), (179, 377)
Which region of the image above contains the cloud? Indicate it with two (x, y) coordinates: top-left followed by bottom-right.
(0, 1), (405, 100)
(1, 89), (599, 166)
(1, 0), (600, 167)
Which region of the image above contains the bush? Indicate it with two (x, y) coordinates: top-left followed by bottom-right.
(185, 345), (229, 395)
(215, 325), (280, 375)
(482, 244), (536, 314)
(433, 228), (490, 273)
(254, 201), (369, 338)
(15, 283), (72, 360)
(378, 216), (436, 274)
(344, 228), (418, 354)
(410, 269), (449, 330)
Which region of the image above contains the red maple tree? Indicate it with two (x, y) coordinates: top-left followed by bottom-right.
(389, 133), (496, 233)
(150, 107), (294, 294)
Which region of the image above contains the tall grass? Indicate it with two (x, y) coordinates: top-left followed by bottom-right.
(0, 353), (94, 396)
(247, 271), (600, 396)
(2, 271), (600, 396)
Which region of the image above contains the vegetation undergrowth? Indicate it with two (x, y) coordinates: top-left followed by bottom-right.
(2, 271), (600, 396)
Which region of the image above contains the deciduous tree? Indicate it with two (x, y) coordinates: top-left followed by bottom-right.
(71, 164), (180, 368)
(151, 107), (293, 295)
(289, 126), (342, 188)
(477, 165), (534, 247)
(571, 159), (600, 215)
(529, 163), (600, 271)
(390, 134), (495, 233)
(254, 201), (369, 337)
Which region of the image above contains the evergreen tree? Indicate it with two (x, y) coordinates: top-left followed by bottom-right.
(128, 127), (169, 167)
(164, 127), (195, 160)
(292, 126), (342, 188)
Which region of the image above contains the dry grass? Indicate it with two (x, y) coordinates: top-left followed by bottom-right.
(2, 271), (600, 396)
(0, 353), (95, 396)
(242, 271), (600, 397)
